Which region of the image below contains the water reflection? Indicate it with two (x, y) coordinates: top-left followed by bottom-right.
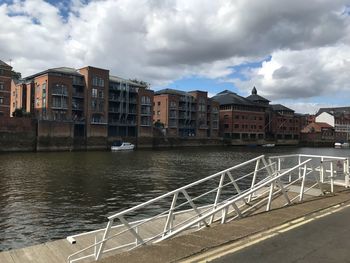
(0, 147), (349, 250)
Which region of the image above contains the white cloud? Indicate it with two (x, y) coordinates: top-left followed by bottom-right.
(0, 0), (349, 111)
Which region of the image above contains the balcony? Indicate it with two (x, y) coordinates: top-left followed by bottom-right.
(72, 92), (84, 98)
(52, 104), (68, 110)
(72, 104), (83, 111)
(109, 119), (137, 126)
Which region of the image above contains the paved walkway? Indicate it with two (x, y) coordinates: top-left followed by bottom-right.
(98, 190), (350, 263)
(210, 203), (350, 263)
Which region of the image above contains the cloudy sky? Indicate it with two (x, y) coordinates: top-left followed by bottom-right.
(0, 0), (349, 113)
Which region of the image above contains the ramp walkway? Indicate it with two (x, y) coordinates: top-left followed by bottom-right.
(0, 154), (349, 263)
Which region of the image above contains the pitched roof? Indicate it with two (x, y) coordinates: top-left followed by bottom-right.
(317, 107), (350, 116)
(246, 94), (270, 102)
(270, 104), (294, 112)
(0, 60), (11, 68)
(246, 86), (270, 103)
(24, 66), (83, 79)
(301, 122), (333, 133)
(212, 90), (257, 107)
(155, 88), (191, 96)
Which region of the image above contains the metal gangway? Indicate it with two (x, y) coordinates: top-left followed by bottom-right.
(67, 154), (349, 263)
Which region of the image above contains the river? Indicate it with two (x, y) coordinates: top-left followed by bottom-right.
(0, 146), (349, 251)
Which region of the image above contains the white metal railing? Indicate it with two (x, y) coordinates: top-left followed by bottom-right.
(67, 154), (349, 263)
(269, 154), (350, 192)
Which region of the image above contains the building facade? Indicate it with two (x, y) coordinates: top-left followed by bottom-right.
(153, 89), (219, 138)
(316, 108), (350, 141)
(212, 90), (266, 140)
(0, 60), (12, 117)
(11, 66), (153, 139)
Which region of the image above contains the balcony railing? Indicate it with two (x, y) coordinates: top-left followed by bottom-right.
(72, 92), (84, 98)
(109, 120), (137, 126)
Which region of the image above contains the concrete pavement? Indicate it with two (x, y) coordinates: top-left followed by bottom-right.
(98, 190), (350, 263)
(210, 203), (350, 263)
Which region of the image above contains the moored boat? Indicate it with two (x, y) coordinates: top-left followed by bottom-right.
(111, 141), (135, 151)
(334, 142), (342, 149)
(262, 143), (275, 148)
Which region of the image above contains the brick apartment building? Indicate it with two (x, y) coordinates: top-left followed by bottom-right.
(212, 87), (300, 141)
(212, 89), (266, 140)
(268, 104), (300, 140)
(153, 89), (219, 138)
(11, 66), (153, 139)
(0, 60), (12, 117)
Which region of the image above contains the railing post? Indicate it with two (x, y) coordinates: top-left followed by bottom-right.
(95, 219), (113, 260)
(299, 163), (307, 201)
(163, 192), (179, 236)
(210, 173), (225, 224)
(248, 159), (260, 202)
(266, 180), (275, 211)
(320, 157), (324, 183)
(330, 161), (334, 193)
(298, 155), (301, 178)
(345, 159), (350, 188)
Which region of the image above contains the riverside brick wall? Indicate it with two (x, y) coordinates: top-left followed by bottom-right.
(0, 117), (36, 151)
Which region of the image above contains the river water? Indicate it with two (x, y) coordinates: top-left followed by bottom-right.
(0, 146), (349, 251)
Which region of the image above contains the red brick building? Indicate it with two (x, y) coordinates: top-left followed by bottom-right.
(153, 89), (219, 138)
(0, 60), (12, 117)
(269, 104), (300, 140)
(11, 66), (153, 139)
(212, 90), (266, 140)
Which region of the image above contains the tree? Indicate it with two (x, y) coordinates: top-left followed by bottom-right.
(12, 108), (25, 117)
(129, 78), (150, 89)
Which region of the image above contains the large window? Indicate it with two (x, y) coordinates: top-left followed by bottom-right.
(0, 97), (3, 104)
(92, 76), (104, 87)
(52, 84), (68, 95)
(92, 88), (97, 98)
(141, 96), (151, 105)
(0, 82), (4, 90)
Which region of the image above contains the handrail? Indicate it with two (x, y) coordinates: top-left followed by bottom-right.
(108, 155), (265, 220)
(159, 159), (312, 241)
(67, 154), (350, 263)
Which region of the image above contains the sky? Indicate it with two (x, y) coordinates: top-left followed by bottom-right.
(0, 0), (349, 114)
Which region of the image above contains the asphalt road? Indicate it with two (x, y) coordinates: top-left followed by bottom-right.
(211, 205), (350, 263)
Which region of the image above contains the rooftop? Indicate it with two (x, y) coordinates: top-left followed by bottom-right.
(270, 104), (294, 113)
(246, 87), (270, 103)
(155, 88), (192, 97)
(0, 59), (12, 69)
(317, 107), (350, 116)
(212, 90), (261, 107)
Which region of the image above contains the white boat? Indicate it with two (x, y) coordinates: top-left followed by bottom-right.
(262, 143), (275, 148)
(111, 142), (135, 151)
(334, 142), (342, 149)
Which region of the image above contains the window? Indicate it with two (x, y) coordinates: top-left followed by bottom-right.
(158, 101), (161, 106)
(170, 101), (177, 108)
(0, 97), (3, 104)
(92, 88), (97, 98)
(91, 100), (97, 110)
(52, 84), (67, 95)
(235, 115), (239, 119)
(99, 90), (104, 99)
(224, 124), (229, 128)
(224, 114), (229, 120)
(141, 96), (151, 104)
(92, 76), (104, 87)
(234, 124), (239, 128)
(98, 101), (104, 112)
(157, 110), (160, 115)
